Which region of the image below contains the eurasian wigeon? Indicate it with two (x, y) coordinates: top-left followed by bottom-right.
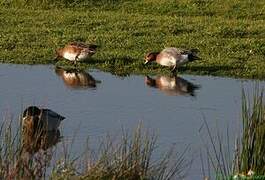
(22, 128), (61, 153)
(54, 42), (98, 64)
(145, 75), (200, 96)
(55, 67), (99, 89)
(22, 106), (65, 132)
(144, 47), (200, 72)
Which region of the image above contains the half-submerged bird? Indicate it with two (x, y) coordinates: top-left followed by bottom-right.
(55, 67), (99, 89)
(22, 129), (61, 153)
(54, 42), (98, 64)
(22, 106), (65, 132)
(144, 47), (200, 72)
(145, 75), (200, 96)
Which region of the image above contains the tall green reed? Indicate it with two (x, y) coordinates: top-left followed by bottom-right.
(235, 88), (265, 175)
(202, 86), (265, 179)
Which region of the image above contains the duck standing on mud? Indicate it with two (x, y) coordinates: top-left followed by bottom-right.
(144, 47), (200, 72)
(54, 42), (98, 65)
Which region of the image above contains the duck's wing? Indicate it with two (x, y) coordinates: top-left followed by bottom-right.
(162, 47), (185, 54)
(42, 109), (65, 121)
(163, 47), (199, 55)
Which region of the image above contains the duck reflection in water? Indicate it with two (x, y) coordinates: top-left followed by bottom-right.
(145, 75), (200, 97)
(22, 106), (64, 153)
(55, 67), (100, 90)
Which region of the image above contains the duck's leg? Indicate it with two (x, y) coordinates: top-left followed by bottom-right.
(73, 61), (77, 67)
(171, 65), (177, 73)
(74, 54), (80, 67)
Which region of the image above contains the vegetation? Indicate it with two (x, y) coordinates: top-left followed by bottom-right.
(201, 86), (265, 179)
(0, 118), (189, 179)
(0, 0), (265, 78)
(234, 88), (265, 175)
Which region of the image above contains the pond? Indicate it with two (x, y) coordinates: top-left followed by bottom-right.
(0, 64), (264, 179)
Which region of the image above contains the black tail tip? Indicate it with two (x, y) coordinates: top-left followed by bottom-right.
(188, 54), (201, 61)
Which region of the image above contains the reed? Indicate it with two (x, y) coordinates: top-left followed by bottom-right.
(201, 86), (265, 179)
(52, 124), (190, 179)
(235, 87), (265, 175)
(0, 115), (189, 179)
(0, 120), (46, 179)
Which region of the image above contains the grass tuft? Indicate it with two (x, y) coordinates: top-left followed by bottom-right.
(0, 114), (189, 179)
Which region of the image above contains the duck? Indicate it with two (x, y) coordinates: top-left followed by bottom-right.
(145, 75), (200, 96)
(144, 47), (200, 72)
(54, 42), (98, 64)
(22, 129), (61, 153)
(55, 67), (99, 89)
(22, 106), (65, 132)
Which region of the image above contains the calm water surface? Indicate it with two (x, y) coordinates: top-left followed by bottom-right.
(0, 64), (264, 179)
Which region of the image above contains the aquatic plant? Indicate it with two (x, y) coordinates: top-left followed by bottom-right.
(0, 113), (189, 179)
(234, 88), (265, 175)
(201, 86), (265, 179)
(52, 124), (190, 179)
(0, 117), (53, 179)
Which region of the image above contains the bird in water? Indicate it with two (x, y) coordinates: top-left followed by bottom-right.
(54, 42), (98, 65)
(22, 106), (65, 132)
(144, 47), (200, 72)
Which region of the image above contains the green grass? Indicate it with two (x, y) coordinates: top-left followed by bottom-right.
(0, 0), (265, 78)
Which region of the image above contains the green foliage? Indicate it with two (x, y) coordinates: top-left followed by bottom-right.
(201, 86), (265, 179)
(0, 0), (265, 78)
(237, 88), (265, 175)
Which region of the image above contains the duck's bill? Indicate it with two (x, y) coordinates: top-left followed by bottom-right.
(194, 56), (202, 60)
(144, 60), (149, 65)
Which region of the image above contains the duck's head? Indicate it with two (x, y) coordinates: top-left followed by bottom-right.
(23, 106), (41, 118)
(144, 52), (159, 64)
(144, 76), (156, 87)
(54, 48), (63, 61)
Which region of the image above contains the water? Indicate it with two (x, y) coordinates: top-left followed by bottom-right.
(0, 64), (264, 179)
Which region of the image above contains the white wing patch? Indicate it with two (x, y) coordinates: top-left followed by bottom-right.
(63, 52), (77, 61)
(159, 55), (176, 67)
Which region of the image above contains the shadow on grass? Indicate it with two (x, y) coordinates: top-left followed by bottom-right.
(180, 64), (238, 74)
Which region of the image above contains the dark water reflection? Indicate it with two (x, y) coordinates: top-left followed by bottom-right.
(145, 75), (200, 96)
(55, 67), (100, 89)
(0, 64), (264, 179)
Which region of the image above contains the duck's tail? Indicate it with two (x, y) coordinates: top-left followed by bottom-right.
(188, 49), (201, 61)
(188, 83), (201, 97)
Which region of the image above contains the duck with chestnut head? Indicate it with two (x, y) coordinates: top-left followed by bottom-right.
(144, 47), (200, 72)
